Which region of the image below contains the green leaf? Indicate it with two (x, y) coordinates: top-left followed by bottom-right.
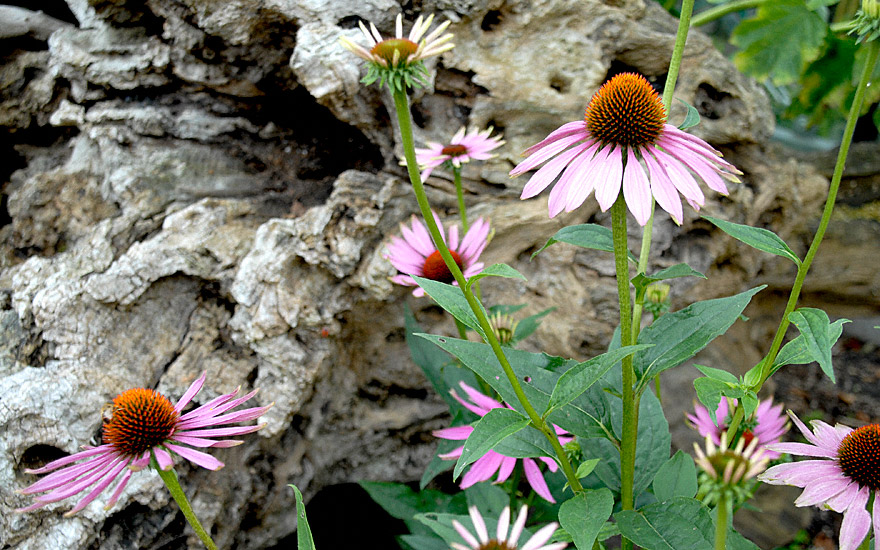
(615, 497), (713, 550)
(771, 316), (848, 377)
(545, 344), (653, 416)
(676, 98), (701, 130)
(576, 458), (601, 479)
(464, 483), (509, 517)
(493, 422), (558, 459)
(533, 224), (637, 263)
(694, 364), (739, 385)
(420, 436), (459, 489)
(634, 287), (764, 391)
(359, 481), (463, 521)
(653, 451), (698, 501)
(405, 305), (479, 414)
(399, 535), (449, 550)
(693, 377), (742, 424)
(558, 489), (615, 550)
(411, 275), (488, 338)
(513, 307), (556, 343)
(788, 308), (850, 383)
(466, 263), (526, 291)
(290, 484), (317, 550)
(454, 408), (530, 479)
(703, 216), (801, 265)
(417, 512), (538, 547)
(730, 0), (827, 86)
(632, 264), (706, 303)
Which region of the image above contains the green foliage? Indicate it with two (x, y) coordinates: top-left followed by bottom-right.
(703, 216), (801, 265)
(693, 364), (759, 424)
(362, 60), (431, 92)
(289, 485), (317, 550)
(533, 223), (638, 262)
(454, 408), (530, 479)
(615, 497), (759, 550)
(787, 308), (850, 382)
(412, 276), (488, 338)
(730, 0), (827, 86)
(558, 489), (615, 550)
(631, 263), (706, 306)
(653, 451), (698, 502)
(465, 263), (527, 292)
(676, 98), (701, 130)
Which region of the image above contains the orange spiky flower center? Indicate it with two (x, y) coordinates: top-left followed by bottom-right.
(837, 424), (880, 491)
(585, 73), (666, 148)
(441, 144), (469, 157)
(371, 38), (418, 66)
(102, 388), (179, 457)
(477, 541), (516, 550)
(423, 250), (463, 284)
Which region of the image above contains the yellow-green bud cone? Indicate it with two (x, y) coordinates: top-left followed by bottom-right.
(864, 0), (880, 18)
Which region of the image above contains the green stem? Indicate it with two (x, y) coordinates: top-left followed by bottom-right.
(728, 40), (880, 437)
(691, 0), (765, 28)
(155, 465), (218, 550)
(661, 0), (696, 112)
(612, 196), (637, 550)
(453, 167), (469, 231)
(391, 87), (583, 494)
(714, 494), (729, 550)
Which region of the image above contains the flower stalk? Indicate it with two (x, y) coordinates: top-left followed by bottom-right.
(714, 493), (729, 550)
(453, 166), (469, 231)
(391, 87), (583, 494)
(728, 39), (880, 437)
(612, 195), (638, 549)
(691, 0), (766, 28)
(155, 463), (218, 550)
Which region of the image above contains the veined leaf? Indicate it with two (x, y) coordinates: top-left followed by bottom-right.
(532, 224), (638, 263)
(412, 275), (487, 338)
(290, 484), (317, 550)
(559, 490), (614, 550)
(653, 451), (698, 502)
(704, 216), (801, 265)
(788, 308), (850, 383)
(465, 263), (526, 292)
(454, 408), (530, 479)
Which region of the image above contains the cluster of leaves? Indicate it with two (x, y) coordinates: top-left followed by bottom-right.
(672, 0), (880, 138)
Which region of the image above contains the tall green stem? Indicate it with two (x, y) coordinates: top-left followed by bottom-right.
(453, 167), (469, 231)
(391, 87), (583, 494)
(612, 196), (637, 550)
(155, 466), (218, 550)
(714, 494), (729, 550)
(727, 40), (880, 437)
(691, 0), (765, 28)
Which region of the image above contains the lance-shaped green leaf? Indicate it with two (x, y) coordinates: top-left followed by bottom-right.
(704, 216), (801, 265)
(290, 484), (317, 550)
(576, 458), (601, 479)
(634, 287), (764, 391)
(770, 316), (847, 377)
(632, 263), (706, 303)
(405, 305), (479, 415)
(545, 344), (652, 416)
(693, 365), (759, 424)
(653, 451), (698, 501)
(788, 308), (850, 383)
(559, 489), (614, 550)
(676, 98), (701, 130)
(513, 307), (556, 343)
(454, 408), (530, 479)
(532, 223), (638, 262)
(412, 275), (487, 338)
(616, 497), (759, 550)
(465, 263), (526, 292)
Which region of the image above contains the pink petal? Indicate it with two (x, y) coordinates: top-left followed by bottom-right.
(522, 458), (555, 503)
(559, 143), (602, 212)
(768, 442), (837, 458)
(839, 487), (871, 550)
(522, 522), (559, 550)
(460, 452), (504, 488)
(494, 457), (516, 483)
(453, 519), (480, 548)
(825, 481), (861, 513)
(153, 448), (174, 470)
(509, 506), (529, 546)
(510, 133), (587, 176)
(622, 149), (652, 226)
(163, 443), (224, 471)
(520, 121), (586, 158)
(459, 381), (503, 412)
(520, 142), (591, 199)
(24, 445), (111, 475)
(104, 468), (133, 510)
(63, 460), (129, 516)
(643, 148), (682, 224)
(450, 388), (492, 417)
(469, 505), (489, 543)
(433, 426), (473, 441)
(593, 146), (624, 212)
(793, 475), (849, 507)
(175, 371), (207, 413)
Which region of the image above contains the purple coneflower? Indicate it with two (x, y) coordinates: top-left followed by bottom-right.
(339, 13), (453, 73)
(17, 372), (270, 516)
(687, 397), (788, 459)
(759, 412), (880, 550)
(414, 127), (505, 181)
(433, 381), (572, 503)
(693, 431), (769, 504)
(385, 213), (490, 297)
(509, 73), (742, 225)
(452, 505), (567, 550)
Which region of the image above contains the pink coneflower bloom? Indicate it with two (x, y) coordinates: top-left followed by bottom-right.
(693, 431), (769, 507)
(758, 412), (880, 550)
(452, 505), (567, 550)
(385, 213), (489, 297)
(339, 13), (454, 70)
(16, 372), (270, 516)
(414, 127), (505, 180)
(687, 397), (789, 459)
(433, 382), (572, 503)
(509, 72), (742, 225)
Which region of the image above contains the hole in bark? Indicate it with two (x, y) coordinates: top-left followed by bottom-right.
(694, 83), (733, 120)
(2, 0), (78, 25)
(481, 10), (503, 31)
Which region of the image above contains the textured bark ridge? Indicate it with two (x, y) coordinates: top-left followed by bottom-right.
(1, 0), (877, 548)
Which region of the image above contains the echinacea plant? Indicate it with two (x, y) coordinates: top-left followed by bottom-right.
(17, 372), (270, 550)
(452, 505), (567, 550)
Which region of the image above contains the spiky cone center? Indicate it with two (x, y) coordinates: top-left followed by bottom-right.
(371, 38), (418, 67)
(441, 144), (469, 157)
(837, 424), (880, 491)
(103, 388), (179, 457)
(490, 312), (519, 345)
(864, 0), (879, 18)
(477, 541), (516, 550)
(423, 249), (464, 284)
(705, 449), (752, 484)
(585, 73), (666, 148)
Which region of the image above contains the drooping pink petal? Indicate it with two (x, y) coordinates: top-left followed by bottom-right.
(520, 121), (586, 158)
(520, 142), (591, 199)
(593, 146), (624, 212)
(494, 456), (516, 483)
(622, 148), (652, 226)
(767, 442), (837, 458)
(153, 448), (174, 470)
(174, 371), (207, 413)
(163, 443), (224, 471)
(793, 475), (850, 507)
(839, 487), (872, 550)
(469, 505), (490, 543)
(63, 459), (129, 516)
(522, 458), (555, 503)
(23, 445), (111, 475)
(511, 132), (588, 176)
(458, 381), (503, 413)
(642, 147), (682, 224)
(522, 522), (560, 550)
(461, 452), (504, 488)
(825, 480), (861, 512)
(433, 426), (473, 440)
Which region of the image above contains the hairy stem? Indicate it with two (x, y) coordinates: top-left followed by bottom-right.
(392, 87), (583, 494)
(691, 0), (765, 28)
(453, 167), (469, 231)
(155, 465), (218, 550)
(714, 494), (729, 550)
